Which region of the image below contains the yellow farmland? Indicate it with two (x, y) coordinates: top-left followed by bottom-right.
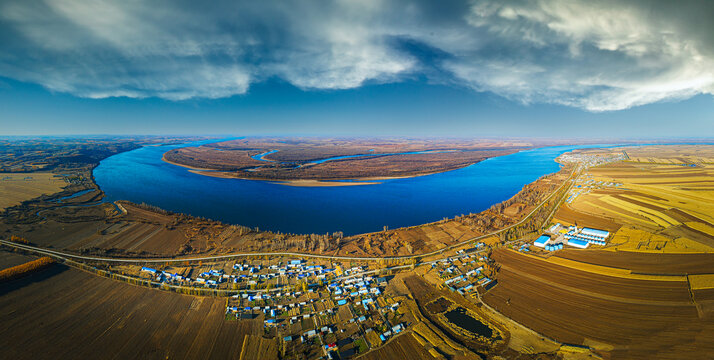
(605, 227), (714, 253)
(687, 222), (714, 237)
(598, 196), (680, 227)
(689, 274), (714, 290)
(0, 172), (66, 210)
(560, 145), (714, 253)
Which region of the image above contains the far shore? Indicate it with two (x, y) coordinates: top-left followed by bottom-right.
(161, 154), (213, 170)
(187, 169), (387, 186)
(164, 152), (479, 187)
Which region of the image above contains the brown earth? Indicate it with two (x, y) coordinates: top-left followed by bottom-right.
(554, 249), (714, 275)
(0, 250), (35, 268)
(483, 249), (714, 359)
(360, 332), (440, 360)
(0, 266), (262, 360)
(553, 205), (622, 233)
(239, 335), (278, 360)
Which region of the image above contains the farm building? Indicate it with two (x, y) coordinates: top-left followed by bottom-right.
(545, 243), (563, 251)
(581, 227), (609, 239)
(534, 235), (550, 248)
(567, 238), (589, 249)
(548, 223), (562, 233)
(564, 226), (609, 246)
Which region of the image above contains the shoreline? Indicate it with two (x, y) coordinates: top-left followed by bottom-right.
(185, 169), (442, 186)
(161, 154), (214, 171)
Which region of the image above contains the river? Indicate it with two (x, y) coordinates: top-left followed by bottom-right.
(93, 139), (612, 235)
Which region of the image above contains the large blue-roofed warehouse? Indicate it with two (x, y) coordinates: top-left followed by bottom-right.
(564, 226), (610, 247)
(567, 238), (589, 249)
(534, 235), (550, 248)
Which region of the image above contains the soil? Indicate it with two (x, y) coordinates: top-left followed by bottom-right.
(554, 249), (714, 275)
(425, 297), (454, 314)
(484, 249), (714, 359)
(0, 266), (262, 360)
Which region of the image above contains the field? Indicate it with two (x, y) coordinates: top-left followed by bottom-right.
(359, 332), (439, 360)
(0, 251), (35, 268)
(0, 266), (263, 360)
(623, 145), (714, 164)
(553, 249), (714, 275)
(163, 137), (528, 182)
(0, 172), (66, 210)
(554, 145), (714, 253)
(239, 335), (278, 360)
(483, 249), (714, 359)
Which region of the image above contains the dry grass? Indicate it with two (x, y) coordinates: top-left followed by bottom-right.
(605, 226), (714, 253)
(412, 322), (444, 347)
(689, 274), (714, 290)
(366, 329), (383, 346)
(0, 172), (65, 210)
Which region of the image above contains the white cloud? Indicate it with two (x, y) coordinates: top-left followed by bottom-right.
(0, 0), (711, 111)
(452, 0), (714, 111)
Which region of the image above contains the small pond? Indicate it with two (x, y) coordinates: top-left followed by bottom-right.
(444, 307), (493, 338)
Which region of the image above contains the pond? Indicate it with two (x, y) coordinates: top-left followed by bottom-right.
(444, 307), (493, 338)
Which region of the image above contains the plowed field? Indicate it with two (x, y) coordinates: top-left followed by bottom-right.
(483, 249), (714, 359)
(0, 267), (261, 360)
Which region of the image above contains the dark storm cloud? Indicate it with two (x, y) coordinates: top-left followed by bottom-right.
(0, 0), (711, 110)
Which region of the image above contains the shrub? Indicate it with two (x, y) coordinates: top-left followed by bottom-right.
(0, 256), (55, 282)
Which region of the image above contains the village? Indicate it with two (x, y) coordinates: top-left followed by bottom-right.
(95, 238), (500, 359)
(122, 257), (416, 358)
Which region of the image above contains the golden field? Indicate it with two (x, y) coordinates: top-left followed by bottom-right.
(0, 172), (66, 210)
(554, 145), (714, 253)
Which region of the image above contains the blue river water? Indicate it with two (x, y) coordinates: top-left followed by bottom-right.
(93, 139), (612, 235)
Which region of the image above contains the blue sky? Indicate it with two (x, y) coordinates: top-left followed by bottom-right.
(0, 1), (712, 137)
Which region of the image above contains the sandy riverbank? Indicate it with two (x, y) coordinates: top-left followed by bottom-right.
(186, 170), (384, 186)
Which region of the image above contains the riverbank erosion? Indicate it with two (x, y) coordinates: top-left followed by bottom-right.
(161, 137), (529, 183)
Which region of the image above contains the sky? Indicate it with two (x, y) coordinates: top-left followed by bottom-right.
(0, 0), (712, 138)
